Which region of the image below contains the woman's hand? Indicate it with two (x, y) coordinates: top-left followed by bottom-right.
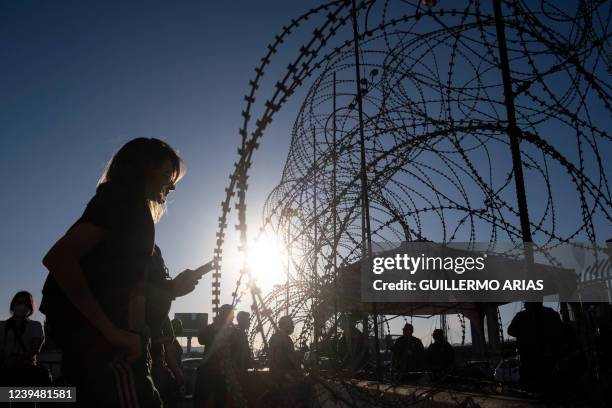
(172, 270), (199, 297)
(171, 263), (211, 297)
(105, 327), (142, 363)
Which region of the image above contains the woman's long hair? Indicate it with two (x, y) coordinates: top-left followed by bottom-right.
(98, 138), (185, 222)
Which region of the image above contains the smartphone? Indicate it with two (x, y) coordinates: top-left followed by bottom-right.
(192, 260), (214, 278)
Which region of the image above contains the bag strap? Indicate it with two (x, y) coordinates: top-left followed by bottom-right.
(4, 317), (28, 352)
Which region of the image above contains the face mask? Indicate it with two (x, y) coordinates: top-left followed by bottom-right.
(13, 304), (30, 316)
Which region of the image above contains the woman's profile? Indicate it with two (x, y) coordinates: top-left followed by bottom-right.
(40, 138), (206, 407)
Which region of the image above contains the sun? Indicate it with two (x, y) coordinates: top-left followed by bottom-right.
(246, 234), (286, 292)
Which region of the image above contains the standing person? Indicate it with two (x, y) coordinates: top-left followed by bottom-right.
(426, 329), (454, 377)
(168, 318), (185, 394)
(337, 318), (369, 373)
(151, 317), (181, 408)
(265, 317), (316, 408)
(148, 245), (207, 408)
(391, 323), (425, 380)
(508, 302), (564, 394)
(0, 291), (49, 386)
(148, 245), (180, 408)
(268, 316), (298, 378)
(40, 138), (208, 407)
(235, 311), (252, 371)
(194, 304), (244, 408)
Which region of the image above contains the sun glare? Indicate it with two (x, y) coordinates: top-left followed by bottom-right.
(246, 234), (286, 292)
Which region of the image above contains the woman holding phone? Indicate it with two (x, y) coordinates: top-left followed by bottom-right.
(41, 138), (211, 407)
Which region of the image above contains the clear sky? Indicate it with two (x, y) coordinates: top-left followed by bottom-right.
(1, 0), (316, 325)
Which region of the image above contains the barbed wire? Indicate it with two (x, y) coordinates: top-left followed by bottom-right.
(209, 0), (610, 404)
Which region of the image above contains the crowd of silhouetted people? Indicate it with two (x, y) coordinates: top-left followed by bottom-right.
(0, 289), (438, 406)
(388, 301), (612, 404)
(1, 137), (610, 407)
(3, 290), (612, 406)
(391, 323), (455, 381)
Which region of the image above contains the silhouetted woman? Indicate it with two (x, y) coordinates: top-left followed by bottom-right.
(0, 291), (48, 386)
(40, 138), (201, 407)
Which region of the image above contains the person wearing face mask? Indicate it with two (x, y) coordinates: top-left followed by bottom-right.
(0, 291), (49, 386)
